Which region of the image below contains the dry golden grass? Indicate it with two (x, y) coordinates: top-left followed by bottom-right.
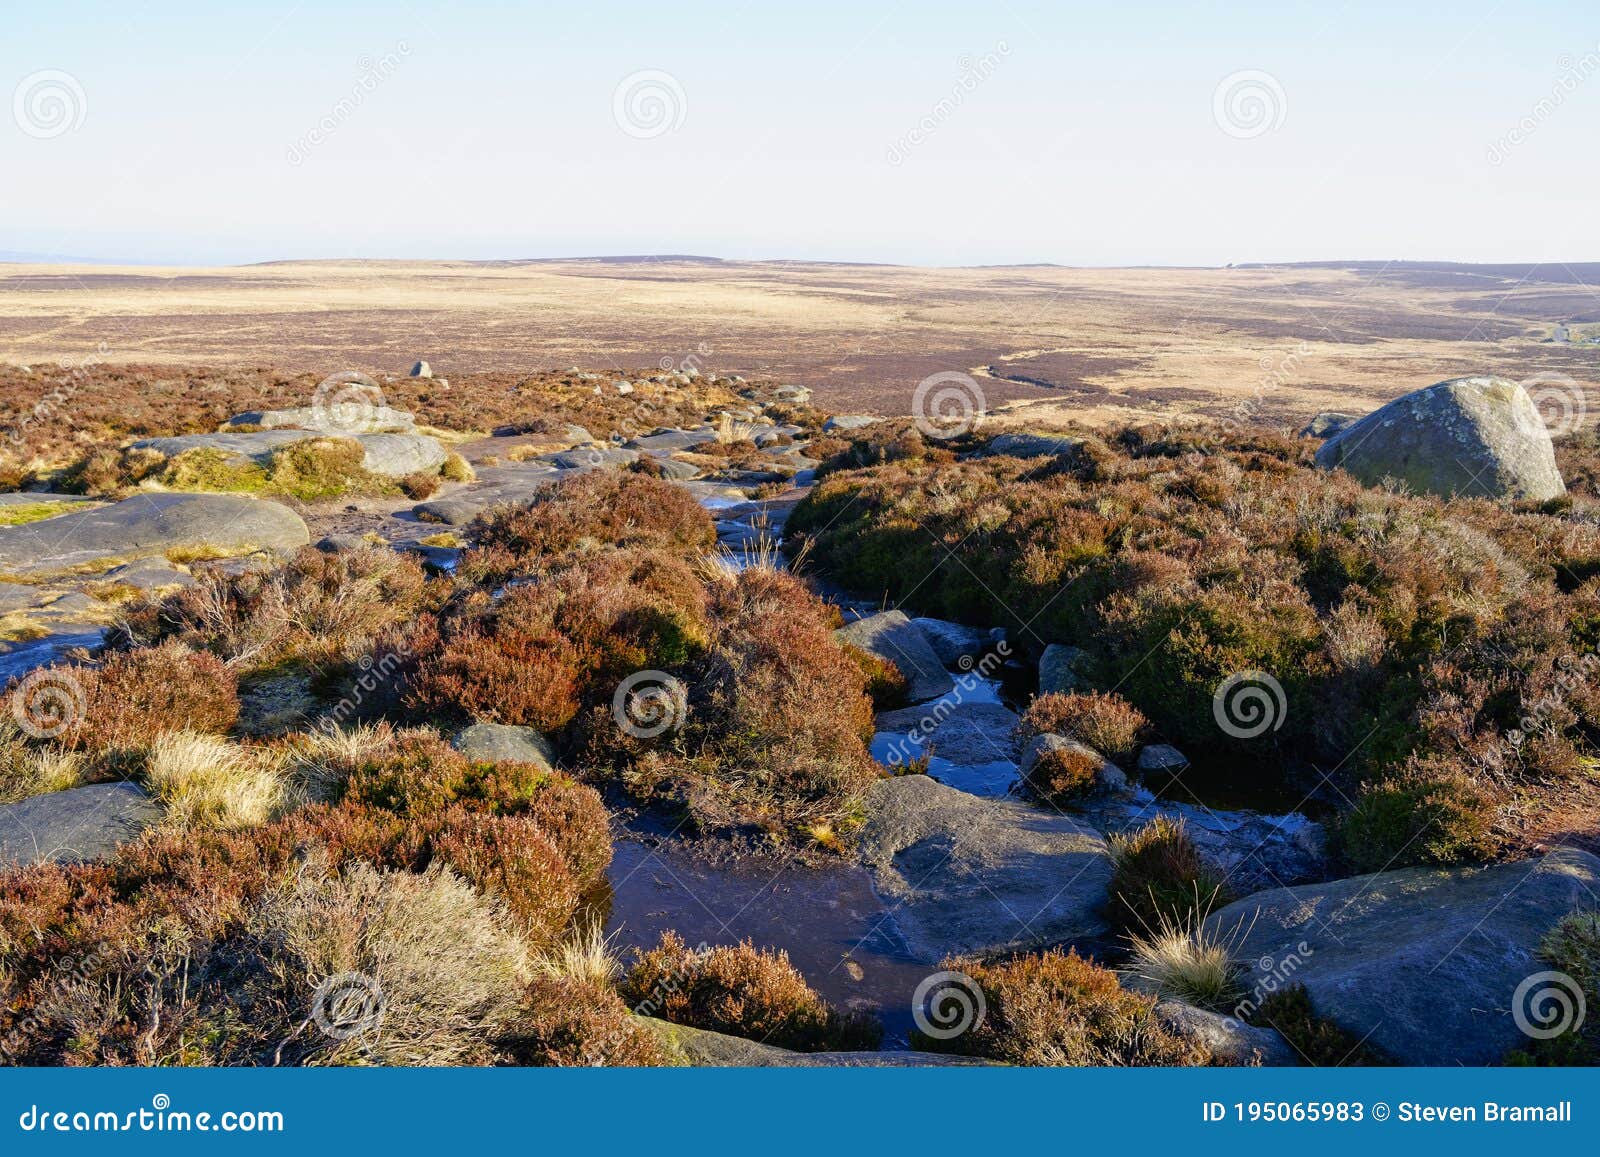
(143, 731), (287, 829)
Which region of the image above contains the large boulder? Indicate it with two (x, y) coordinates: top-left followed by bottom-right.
(835, 611), (954, 703)
(983, 432), (1085, 462)
(1314, 376), (1566, 501)
(134, 430), (446, 478)
(1205, 848), (1600, 1065)
(0, 783), (163, 865)
(858, 775), (1113, 962)
(1037, 642), (1090, 695)
(0, 493), (309, 577)
(231, 405), (418, 434)
(910, 617), (1008, 667)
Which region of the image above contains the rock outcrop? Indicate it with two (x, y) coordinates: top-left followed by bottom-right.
(835, 611), (954, 703)
(858, 775), (1112, 961)
(1205, 848), (1600, 1064)
(0, 783), (163, 865)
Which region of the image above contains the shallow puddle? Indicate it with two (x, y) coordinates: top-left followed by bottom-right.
(600, 837), (934, 1047)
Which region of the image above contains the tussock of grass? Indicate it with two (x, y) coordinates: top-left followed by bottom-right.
(142, 731), (288, 829)
(1107, 816), (1232, 933)
(0, 724), (89, 803)
(1125, 900), (1243, 1010)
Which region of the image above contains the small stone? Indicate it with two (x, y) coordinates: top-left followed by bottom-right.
(410, 360), (432, 378)
(1137, 744), (1190, 774)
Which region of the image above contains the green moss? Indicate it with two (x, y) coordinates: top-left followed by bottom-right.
(159, 448), (270, 493)
(0, 500), (93, 527)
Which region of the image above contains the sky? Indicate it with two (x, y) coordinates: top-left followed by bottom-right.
(2, 0), (1597, 267)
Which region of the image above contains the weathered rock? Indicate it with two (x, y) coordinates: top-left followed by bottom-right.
(134, 429), (446, 477)
(1086, 792), (1324, 895)
(0, 626), (107, 683)
(858, 775), (1113, 961)
(1137, 744), (1190, 774)
(1314, 376), (1566, 501)
(626, 429), (719, 453)
(984, 432), (1085, 461)
(0, 782), (163, 866)
(0, 493), (309, 577)
(823, 414), (880, 432)
(315, 533), (370, 553)
(101, 557), (195, 591)
(640, 1018), (995, 1066)
(1205, 848), (1600, 1065)
(1152, 1000), (1298, 1067)
(835, 611), (954, 703)
(1299, 411), (1359, 439)
(410, 360), (432, 378)
(539, 447), (640, 470)
(1038, 643), (1089, 695)
(450, 723), (555, 771)
(910, 617), (1008, 667)
(654, 458), (701, 481)
(232, 405), (418, 434)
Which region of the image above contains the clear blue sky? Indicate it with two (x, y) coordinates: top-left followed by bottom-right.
(2, 1), (1596, 266)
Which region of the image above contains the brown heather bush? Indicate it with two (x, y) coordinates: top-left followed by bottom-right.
(621, 931), (881, 1051)
(124, 545), (436, 670)
(1018, 691), (1149, 764)
(494, 974), (672, 1066)
(52, 642), (239, 752)
(1020, 739), (1103, 803)
(407, 549), (708, 731)
(843, 644), (910, 711)
(432, 809), (579, 951)
(911, 948), (1208, 1066)
(788, 424), (1600, 866)
(1107, 816), (1232, 934)
(613, 566), (880, 841)
(467, 471), (715, 564)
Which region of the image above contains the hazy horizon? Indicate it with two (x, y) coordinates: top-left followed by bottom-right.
(5, 1), (1599, 268)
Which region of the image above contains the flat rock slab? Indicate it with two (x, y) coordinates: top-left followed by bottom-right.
(875, 700), (1021, 767)
(0, 493), (309, 576)
(983, 432), (1086, 461)
(0, 626), (107, 683)
(1206, 848), (1600, 1065)
(0, 782), (162, 865)
(537, 447), (639, 470)
(835, 610), (954, 703)
(858, 775), (1113, 962)
(411, 466), (569, 525)
(1315, 376), (1565, 501)
(626, 428), (720, 453)
(640, 1019), (996, 1066)
(132, 430), (446, 478)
